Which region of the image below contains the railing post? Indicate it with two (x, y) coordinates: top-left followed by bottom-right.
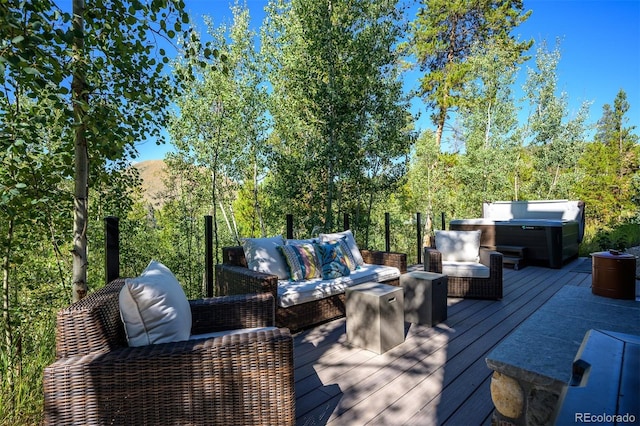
(104, 216), (119, 284)
(385, 212), (390, 252)
(286, 214), (293, 239)
(441, 212), (446, 230)
(416, 212), (422, 264)
(204, 215), (213, 297)
(343, 213), (350, 231)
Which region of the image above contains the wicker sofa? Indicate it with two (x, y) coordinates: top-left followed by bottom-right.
(216, 246), (407, 332)
(43, 278), (296, 425)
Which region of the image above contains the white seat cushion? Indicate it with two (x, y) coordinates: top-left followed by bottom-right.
(189, 327), (278, 341)
(119, 260), (192, 347)
(435, 230), (481, 262)
(442, 261), (490, 279)
(277, 263), (401, 308)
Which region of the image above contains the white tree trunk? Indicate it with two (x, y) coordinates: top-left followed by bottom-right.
(72, 0), (88, 301)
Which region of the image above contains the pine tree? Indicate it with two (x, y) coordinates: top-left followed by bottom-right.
(408, 0), (531, 147)
(578, 89), (640, 224)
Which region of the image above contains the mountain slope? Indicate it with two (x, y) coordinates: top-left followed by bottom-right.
(133, 159), (168, 208)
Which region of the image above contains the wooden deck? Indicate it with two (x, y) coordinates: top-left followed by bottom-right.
(293, 257), (596, 425)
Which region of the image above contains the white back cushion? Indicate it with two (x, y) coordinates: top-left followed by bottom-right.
(120, 260), (192, 347)
(242, 236), (289, 280)
(435, 230), (481, 262)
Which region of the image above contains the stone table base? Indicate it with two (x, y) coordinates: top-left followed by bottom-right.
(485, 286), (640, 425)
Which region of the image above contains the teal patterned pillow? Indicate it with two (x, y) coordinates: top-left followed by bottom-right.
(277, 243), (320, 281)
(316, 241), (351, 279)
(318, 230), (364, 267)
(320, 236), (357, 270)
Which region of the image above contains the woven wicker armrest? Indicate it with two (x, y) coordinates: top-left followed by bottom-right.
(360, 249), (407, 273)
(424, 247), (443, 274)
(190, 293), (275, 334)
(55, 279), (128, 359)
(44, 328), (295, 426)
(215, 264), (279, 298)
(480, 248), (503, 281)
(479, 248), (503, 268)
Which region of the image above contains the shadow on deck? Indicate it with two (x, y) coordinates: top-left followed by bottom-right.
(293, 257), (611, 425)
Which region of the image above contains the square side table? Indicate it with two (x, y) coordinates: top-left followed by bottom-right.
(401, 271), (448, 326)
(345, 282), (404, 354)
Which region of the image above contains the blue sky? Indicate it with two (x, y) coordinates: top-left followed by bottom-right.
(134, 0), (640, 161)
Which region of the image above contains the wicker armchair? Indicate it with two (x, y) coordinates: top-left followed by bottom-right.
(216, 246), (407, 332)
(424, 246), (503, 299)
(43, 278), (295, 426)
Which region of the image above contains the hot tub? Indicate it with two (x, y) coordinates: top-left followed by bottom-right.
(495, 219), (579, 268)
(450, 219), (579, 268)
(449, 200), (585, 269)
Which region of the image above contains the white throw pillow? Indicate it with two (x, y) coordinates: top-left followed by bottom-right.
(242, 236), (289, 280)
(318, 229), (364, 267)
(435, 230), (481, 262)
(119, 260), (192, 347)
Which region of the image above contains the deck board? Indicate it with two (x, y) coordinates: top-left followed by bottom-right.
(293, 258), (612, 426)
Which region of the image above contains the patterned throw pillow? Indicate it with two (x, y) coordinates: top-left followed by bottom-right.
(319, 236), (357, 270)
(277, 243), (320, 281)
(316, 241), (351, 280)
(318, 230), (364, 267)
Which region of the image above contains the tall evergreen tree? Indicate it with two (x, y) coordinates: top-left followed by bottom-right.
(577, 89), (639, 224)
(408, 0), (531, 147)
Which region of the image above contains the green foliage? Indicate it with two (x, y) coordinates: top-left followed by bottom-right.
(402, 131), (460, 228)
(153, 158), (213, 297)
(574, 89), (639, 226)
(579, 222), (640, 256)
(262, 0), (414, 239)
(168, 4), (265, 262)
(1, 0), (190, 420)
(233, 175), (268, 238)
(0, 91), (71, 423)
(455, 39), (522, 207)
(519, 40), (590, 200)
(73, 0), (190, 155)
(67, 0), (193, 300)
(0, 315), (57, 425)
(0, 1), (639, 423)
(408, 0), (532, 145)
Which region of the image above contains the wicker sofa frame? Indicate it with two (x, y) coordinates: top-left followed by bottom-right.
(424, 246), (503, 300)
(43, 278), (295, 425)
(215, 246), (407, 332)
